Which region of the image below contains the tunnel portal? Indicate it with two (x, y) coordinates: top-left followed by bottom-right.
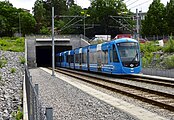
(36, 46), (72, 67)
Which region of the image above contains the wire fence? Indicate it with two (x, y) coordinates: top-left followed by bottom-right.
(25, 64), (46, 120)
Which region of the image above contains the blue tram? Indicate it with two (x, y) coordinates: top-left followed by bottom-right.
(56, 38), (141, 74)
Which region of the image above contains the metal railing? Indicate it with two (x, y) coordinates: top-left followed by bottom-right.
(24, 64), (53, 120)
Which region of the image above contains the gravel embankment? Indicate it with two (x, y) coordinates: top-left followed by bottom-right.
(30, 68), (139, 120)
(0, 51), (24, 120)
(31, 68), (174, 120)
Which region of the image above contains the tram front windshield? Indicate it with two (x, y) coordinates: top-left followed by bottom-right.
(117, 42), (140, 63)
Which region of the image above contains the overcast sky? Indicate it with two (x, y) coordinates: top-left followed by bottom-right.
(0, 0), (170, 13)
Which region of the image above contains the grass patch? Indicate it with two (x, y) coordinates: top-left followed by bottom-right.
(0, 37), (25, 52)
(12, 107), (23, 120)
(10, 68), (16, 73)
(0, 57), (7, 68)
(19, 56), (25, 64)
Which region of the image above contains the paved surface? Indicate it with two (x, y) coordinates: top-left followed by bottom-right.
(29, 67), (168, 120)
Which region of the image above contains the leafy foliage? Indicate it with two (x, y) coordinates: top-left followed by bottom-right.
(12, 107), (23, 120)
(19, 56), (25, 64)
(10, 68), (16, 73)
(165, 0), (174, 34)
(140, 41), (162, 67)
(0, 1), (36, 37)
(142, 0), (168, 36)
(0, 37), (25, 52)
(0, 56), (7, 68)
(32, 0), (132, 37)
(40, 26), (51, 35)
(163, 37), (174, 53)
(33, 0), (46, 33)
(20, 12), (36, 36)
(87, 0), (130, 37)
(163, 55), (174, 69)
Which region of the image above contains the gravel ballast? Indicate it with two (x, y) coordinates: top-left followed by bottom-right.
(30, 68), (139, 120)
(0, 51), (24, 120)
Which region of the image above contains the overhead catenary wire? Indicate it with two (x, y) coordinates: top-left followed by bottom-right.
(124, 0), (131, 4)
(110, 16), (132, 32)
(127, 0), (140, 7)
(60, 18), (84, 31)
(129, 0), (152, 9)
(59, 17), (77, 31)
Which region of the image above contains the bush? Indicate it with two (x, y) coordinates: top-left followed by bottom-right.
(163, 55), (174, 69)
(140, 41), (162, 67)
(40, 26), (51, 35)
(163, 37), (174, 53)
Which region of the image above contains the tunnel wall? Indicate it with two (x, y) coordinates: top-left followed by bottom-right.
(26, 36), (89, 68)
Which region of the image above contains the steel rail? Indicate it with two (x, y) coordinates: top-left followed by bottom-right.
(49, 67), (174, 112)
(116, 76), (174, 88)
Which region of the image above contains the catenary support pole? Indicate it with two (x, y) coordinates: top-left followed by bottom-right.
(46, 107), (53, 120)
(52, 7), (55, 76)
(136, 9), (139, 40)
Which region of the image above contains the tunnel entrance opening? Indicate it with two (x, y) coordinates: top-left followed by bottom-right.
(36, 46), (72, 67)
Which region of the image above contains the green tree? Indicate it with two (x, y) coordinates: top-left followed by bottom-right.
(142, 0), (168, 36)
(20, 11), (36, 35)
(43, 0), (68, 26)
(0, 15), (7, 34)
(33, 0), (46, 33)
(58, 4), (83, 34)
(165, 0), (174, 34)
(88, 0), (129, 37)
(68, 4), (82, 16)
(0, 1), (36, 36)
(0, 1), (18, 36)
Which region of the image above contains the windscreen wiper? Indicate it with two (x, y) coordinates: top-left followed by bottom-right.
(130, 51), (138, 65)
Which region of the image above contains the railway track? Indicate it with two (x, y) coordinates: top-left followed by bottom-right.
(121, 75), (174, 88)
(49, 67), (174, 112)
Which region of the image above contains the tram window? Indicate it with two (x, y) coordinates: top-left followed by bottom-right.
(69, 55), (70, 62)
(66, 55), (68, 62)
(75, 54), (79, 63)
(97, 51), (102, 64)
(113, 45), (119, 62)
(79, 53), (82, 64)
(89, 52), (92, 64)
(57, 56), (59, 62)
(89, 52), (95, 64)
(61, 56), (64, 62)
(102, 50), (108, 64)
(67, 55), (71, 63)
(82, 53), (87, 63)
(94, 52), (98, 63)
(110, 48), (113, 63)
(71, 55), (74, 63)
